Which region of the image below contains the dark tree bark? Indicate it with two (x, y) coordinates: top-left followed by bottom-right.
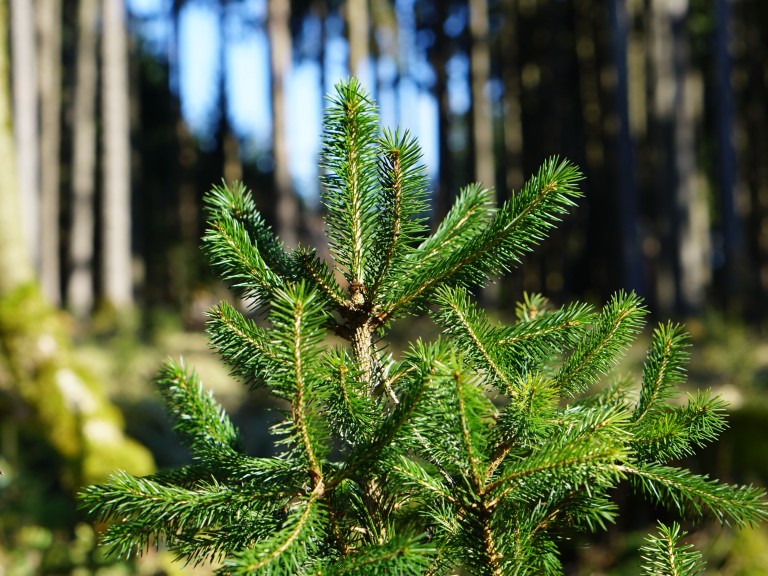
(712, 0), (742, 310)
(608, 0), (643, 295)
(428, 0), (453, 227)
(499, 0), (523, 195)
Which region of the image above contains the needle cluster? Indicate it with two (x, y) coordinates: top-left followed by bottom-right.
(80, 79), (766, 575)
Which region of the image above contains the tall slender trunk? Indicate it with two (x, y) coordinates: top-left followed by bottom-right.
(469, 0), (497, 304)
(648, 0), (709, 313)
(345, 0), (369, 80)
(101, 0), (133, 307)
(0, 0), (33, 293)
(713, 0), (741, 309)
(268, 0), (298, 247)
(739, 2), (768, 318)
(217, 0), (242, 184)
(9, 0), (39, 273)
(430, 0), (452, 226)
(170, 0), (198, 317)
(37, 0), (63, 304)
(468, 0), (495, 192)
(67, 0), (99, 317)
(608, 0), (642, 295)
(500, 0), (523, 195)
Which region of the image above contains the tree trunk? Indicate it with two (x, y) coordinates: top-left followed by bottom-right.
(67, 0), (99, 317)
(469, 0), (497, 304)
(500, 0), (523, 195)
(101, 0), (133, 307)
(468, 0), (495, 192)
(429, 0), (452, 226)
(608, 0), (643, 295)
(217, 0), (242, 184)
(9, 0), (39, 273)
(37, 0), (63, 305)
(739, 1), (768, 318)
(345, 0), (369, 80)
(268, 0), (298, 247)
(712, 0), (741, 309)
(648, 0), (709, 314)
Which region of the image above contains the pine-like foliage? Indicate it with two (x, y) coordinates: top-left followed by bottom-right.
(80, 79), (767, 575)
(640, 522), (706, 575)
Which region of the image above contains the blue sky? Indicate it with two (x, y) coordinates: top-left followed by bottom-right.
(128, 0), (438, 200)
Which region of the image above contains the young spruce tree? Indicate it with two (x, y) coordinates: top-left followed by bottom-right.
(82, 79), (767, 575)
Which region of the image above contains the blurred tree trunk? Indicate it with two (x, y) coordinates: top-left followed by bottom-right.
(648, 0), (709, 314)
(9, 0), (39, 272)
(740, 2), (768, 320)
(0, 0), (153, 486)
(572, 0), (613, 298)
(37, 0), (62, 305)
(500, 0), (523, 194)
(608, 0), (642, 295)
(217, 0), (242, 184)
(1, 0), (33, 294)
(712, 0), (742, 310)
(268, 0), (298, 247)
(429, 0), (452, 226)
(101, 0), (133, 307)
(468, 0), (495, 192)
(469, 0), (497, 304)
(169, 0), (199, 317)
(67, 0), (99, 317)
(345, 0), (369, 79)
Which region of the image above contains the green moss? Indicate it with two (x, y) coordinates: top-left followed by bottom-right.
(0, 284), (155, 488)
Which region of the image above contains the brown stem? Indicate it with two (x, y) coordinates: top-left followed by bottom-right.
(481, 504), (503, 576)
(351, 320), (374, 390)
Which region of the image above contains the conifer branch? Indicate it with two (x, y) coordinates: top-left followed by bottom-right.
(640, 522), (706, 576)
(207, 302), (278, 390)
(555, 290), (645, 395)
(635, 323), (689, 423)
(203, 218), (284, 304)
(453, 369), (483, 490)
(370, 128), (429, 302)
(156, 359), (242, 456)
(622, 463), (768, 527)
(205, 181), (293, 277)
(293, 246), (346, 308)
(496, 300), (596, 376)
(279, 285), (326, 485)
(225, 484), (326, 574)
(487, 438), (626, 499)
(433, 285), (516, 396)
(369, 137), (404, 300)
(382, 158), (582, 322)
(390, 456), (460, 506)
(322, 79), (379, 285)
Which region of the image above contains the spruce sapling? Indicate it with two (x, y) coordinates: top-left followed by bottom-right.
(81, 78), (767, 575)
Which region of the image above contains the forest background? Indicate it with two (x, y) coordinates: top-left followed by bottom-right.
(1, 0), (768, 574)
